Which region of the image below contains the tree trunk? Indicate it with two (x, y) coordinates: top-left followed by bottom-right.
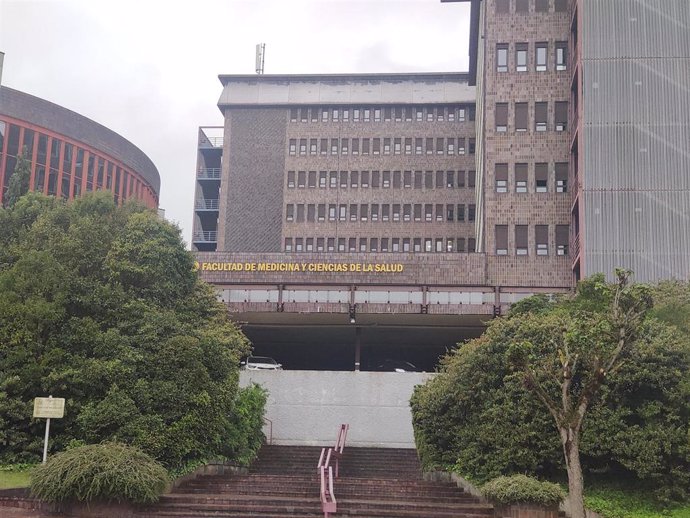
(561, 427), (586, 518)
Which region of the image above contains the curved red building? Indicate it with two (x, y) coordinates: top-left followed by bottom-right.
(0, 86), (159, 208)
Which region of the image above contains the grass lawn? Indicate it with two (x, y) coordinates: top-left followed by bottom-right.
(0, 467), (32, 490)
(585, 486), (690, 518)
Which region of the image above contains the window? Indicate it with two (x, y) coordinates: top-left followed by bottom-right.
(392, 238), (400, 252)
(287, 171), (295, 188)
(327, 238), (335, 252)
(426, 137), (433, 155)
(556, 42), (567, 71)
(458, 137), (466, 154)
(414, 204), (422, 222)
(536, 225), (549, 255)
(515, 102), (529, 132)
(290, 108), (298, 122)
(404, 138), (412, 154)
(446, 239), (454, 252)
(414, 171), (423, 189)
(299, 108), (308, 122)
(536, 43), (548, 71)
(372, 138), (380, 155)
(339, 204), (347, 221)
(393, 204), (401, 221)
(394, 138), (401, 154)
(318, 204), (325, 221)
(496, 225), (508, 255)
(556, 163), (568, 192)
(372, 170), (380, 188)
(414, 238), (422, 252)
(342, 109), (349, 122)
(497, 45), (509, 72)
(415, 138), (423, 155)
(448, 108), (456, 121)
(516, 43), (528, 72)
(436, 171), (444, 188)
(363, 108), (370, 122)
(426, 109), (434, 122)
(468, 204), (476, 222)
(555, 0), (567, 12)
(535, 102), (548, 131)
(425, 171), (434, 189)
(393, 171), (401, 188)
(374, 108), (381, 122)
(435, 204), (443, 221)
(436, 138), (444, 155)
(330, 171), (337, 188)
(516, 225), (529, 255)
(341, 138), (349, 155)
(535, 163), (548, 192)
(447, 171), (455, 188)
(469, 238), (476, 253)
(403, 238), (411, 252)
(404, 170), (412, 188)
(447, 138), (455, 154)
(311, 107), (319, 122)
(515, 163), (528, 192)
(310, 139), (318, 155)
(359, 238), (367, 252)
(426, 239), (434, 253)
(349, 238), (356, 252)
(296, 204), (305, 222)
(329, 205), (336, 221)
(383, 171), (391, 188)
(362, 139), (370, 154)
(307, 204), (315, 222)
(496, 0), (509, 13)
(469, 138), (476, 155)
(361, 170), (369, 188)
(468, 170), (476, 188)
(425, 204), (433, 222)
(446, 205), (454, 221)
(516, 0), (529, 12)
(298, 171), (306, 188)
(555, 102), (568, 131)
(496, 103), (508, 132)
(360, 204), (368, 221)
(340, 171), (348, 188)
(320, 138), (328, 155)
(403, 204), (411, 222)
(350, 171), (359, 188)
(353, 109), (360, 122)
(331, 138), (339, 155)
(306, 238), (314, 252)
(382, 204), (390, 221)
(457, 204), (465, 222)
(458, 107), (466, 122)
(383, 138), (391, 155)
(286, 204), (294, 221)
(384, 107), (392, 121)
(285, 238), (293, 251)
(352, 138), (359, 155)
(371, 204), (379, 221)
(535, 0), (549, 12)
(350, 204), (358, 221)
(299, 139), (307, 155)
(289, 139), (296, 155)
(415, 107), (423, 121)
(556, 225), (569, 255)
(308, 171), (316, 188)
(321, 108), (329, 122)
(332, 108), (339, 122)
(496, 163), (508, 192)
(394, 107), (403, 121)
(457, 238), (466, 252)
(370, 238), (378, 252)
(338, 238), (346, 252)
(319, 171), (328, 188)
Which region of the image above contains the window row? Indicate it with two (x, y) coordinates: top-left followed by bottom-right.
(289, 105), (476, 124)
(288, 136), (476, 157)
(495, 162), (568, 193)
(496, 42), (567, 73)
(284, 236), (477, 253)
(0, 120), (153, 206)
(495, 0), (568, 14)
(495, 224), (570, 256)
(287, 170), (476, 190)
(495, 101), (568, 133)
(285, 203), (477, 223)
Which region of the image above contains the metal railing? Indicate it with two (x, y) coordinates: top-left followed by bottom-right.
(195, 199), (219, 210)
(197, 168), (221, 179)
(317, 424), (349, 518)
(199, 136), (224, 148)
(192, 231), (218, 242)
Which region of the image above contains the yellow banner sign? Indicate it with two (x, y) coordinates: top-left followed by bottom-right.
(196, 262), (404, 273)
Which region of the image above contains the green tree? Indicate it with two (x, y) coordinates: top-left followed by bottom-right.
(4, 149), (32, 208)
(0, 192), (253, 469)
(412, 273), (690, 508)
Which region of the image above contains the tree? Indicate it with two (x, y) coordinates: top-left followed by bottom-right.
(411, 273), (690, 506)
(507, 270), (652, 518)
(4, 149), (32, 208)
(0, 192), (255, 469)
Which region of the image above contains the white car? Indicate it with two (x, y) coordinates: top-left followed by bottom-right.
(241, 356), (282, 370)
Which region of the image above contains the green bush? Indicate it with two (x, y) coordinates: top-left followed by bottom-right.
(30, 443), (169, 504)
(411, 284), (690, 502)
(482, 475), (565, 507)
(225, 383), (268, 466)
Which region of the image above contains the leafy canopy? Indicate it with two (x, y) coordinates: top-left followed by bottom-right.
(0, 192), (253, 469)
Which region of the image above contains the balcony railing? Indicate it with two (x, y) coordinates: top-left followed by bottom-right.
(195, 199), (219, 210)
(193, 231), (218, 242)
(197, 168), (221, 179)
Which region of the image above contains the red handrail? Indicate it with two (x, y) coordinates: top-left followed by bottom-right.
(317, 424), (349, 517)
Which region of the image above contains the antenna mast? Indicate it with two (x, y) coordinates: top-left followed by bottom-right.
(255, 43), (265, 74)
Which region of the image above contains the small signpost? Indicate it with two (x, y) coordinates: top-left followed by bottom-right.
(33, 396), (65, 464)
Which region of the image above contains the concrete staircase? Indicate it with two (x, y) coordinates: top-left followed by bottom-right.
(138, 445), (493, 518)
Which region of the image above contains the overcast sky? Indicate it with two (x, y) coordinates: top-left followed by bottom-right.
(0, 0), (471, 246)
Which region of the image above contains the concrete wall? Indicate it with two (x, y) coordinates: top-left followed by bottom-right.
(239, 370), (434, 448)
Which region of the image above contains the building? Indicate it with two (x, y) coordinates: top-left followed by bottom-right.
(0, 86), (160, 209)
(192, 0), (689, 373)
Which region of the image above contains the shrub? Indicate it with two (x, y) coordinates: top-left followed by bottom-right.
(225, 383), (268, 466)
(30, 443), (169, 504)
(482, 475), (565, 507)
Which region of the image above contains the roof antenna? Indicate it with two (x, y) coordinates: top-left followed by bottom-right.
(255, 43), (265, 74)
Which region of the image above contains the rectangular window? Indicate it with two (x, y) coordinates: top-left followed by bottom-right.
(404, 170), (412, 188)
(447, 138), (455, 155)
(425, 204), (433, 222)
(370, 238), (378, 252)
(403, 238), (411, 252)
(436, 137), (444, 155)
(516, 225), (529, 255)
(310, 139), (318, 155)
(556, 42), (567, 71)
(457, 204), (465, 222)
(300, 108), (308, 122)
(287, 171), (295, 188)
(362, 139), (370, 155)
(364, 108), (371, 122)
(361, 170), (369, 188)
(536, 43), (548, 71)
(384, 107), (392, 121)
(359, 238), (367, 252)
(383, 138), (391, 155)
(286, 204), (294, 221)
(404, 138), (412, 154)
(374, 108), (381, 122)
(414, 171), (422, 189)
(458, 137), (466, 154)
(383, 171), (391, 188)
(425, 137), (433, 155)
(446, 204), (455, 221)
(308, 171), (317, 188)
(555, 0), (567, 12)
(415, 138), (423, 155)
(332, 108), (339, 122)
(535, 0), (549, 12)
(329, 204), (336, 221)
(424, 171), (433, 189)
(299, 139), (307, 155)
(296, 204), (305, 222)
(496, 225), (508, 255)
(392, 238), (400, 252)
(350, 171), (359, 188)
(403, 204), (411, 222)
(413, 204), (422, 222)
(381, 238), (389, 252)
(468, 204), (476, 222)
(468, 170), (476, 188)
(458, 107), (466, 122)
(350, 204), (358, 221)
(446, 239), (454, 252)
(353, 108), (360, 122)
(556, 163), (568, 192)
(555, 102), (568, 131)
(457, 238), (466, 253)
(321, 108), (329, 122)
(394, 138), (401, 154)
(339, 204), (347, 221)
(496, 163), (508, 193)
(516, 0), (529, 12)
(536, 225), (549, 255)
(311, 107), (319, 122)
(535, 102), (548, 131)
(446, 171), (455, 188)
(448, 108), (455, 122)
(307, 204), (316, 222)
(371, 204), (379, 221)
(556, 225), (569, 255)
(436, 204), (444, 221)
(436, 171), (444, 188)
(349, 238), (356, 252)
(289, 139), (296, 155)
(340, 171), (348, 188)
(341, 138), (349, 155)
(306, 238), (314, 252)
(329, 238), (337, 252)
(496, 0), (509, 13)
(496, 103), (508, 132)
(351, 138), (359, 155)
(320, 138), (328, 155)
(469, 238), (476, 253)
(372, 170), (380, 188)
(360, 204), (368, 221)
(372, 138), (380, 155)
(382, 204), (390, 221)
(331, 138), (339, 155)
(342, 109), (349, 122)
(318, 204), (326, 221)
(515, 102), (529, 132)
(298, 171), (306, 188)
(516, 43), (528, 72)
(515, 163), (528, 192)
(285, 238), (293, 252)
(497, 44), (509, 72)
(394, 106), (403, 121)
(469, 138), (476, 155)
(535, 163), (548, 192)
(393, 171), (401, 188)
(290, 108), (298, 122)
(330, 171), (337, 188)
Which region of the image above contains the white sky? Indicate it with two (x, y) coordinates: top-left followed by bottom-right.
(0, 0), (471, 246)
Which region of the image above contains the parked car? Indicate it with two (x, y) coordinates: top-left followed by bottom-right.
(376, 359), (421, 373)
(241, 356), (282, 371)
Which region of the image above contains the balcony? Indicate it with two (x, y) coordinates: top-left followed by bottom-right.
(193, 230), (218, 243)
(195, 199), (219, 211)
(197, 168), (221, 180)
(198, 126), (224, 149)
